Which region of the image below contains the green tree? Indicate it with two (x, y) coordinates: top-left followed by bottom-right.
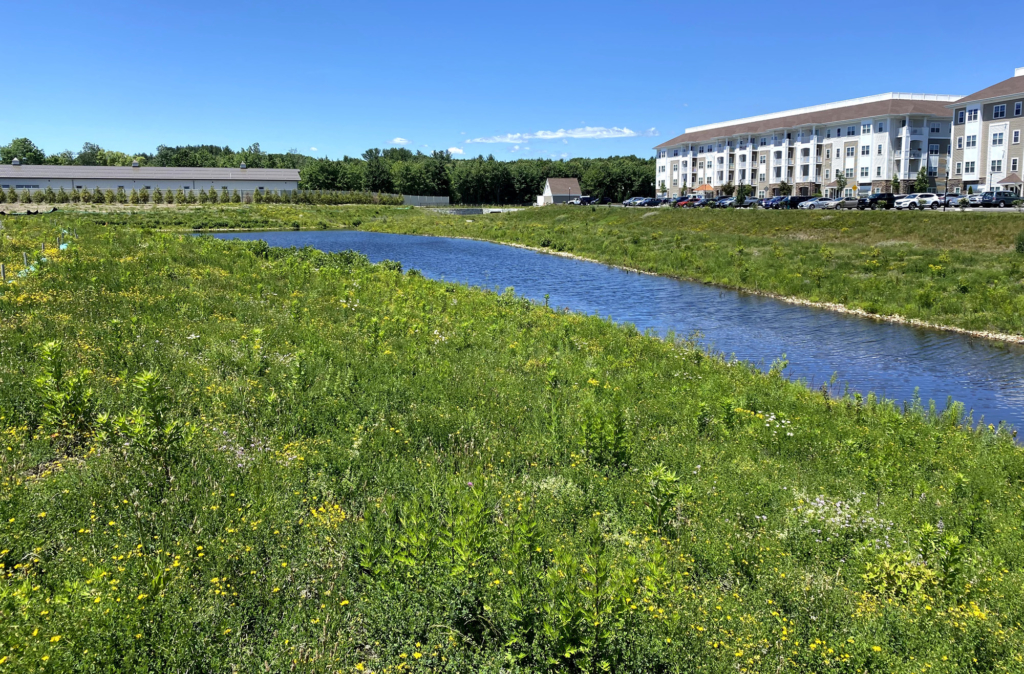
(221, 187), (229, 203)
(231, 190), (240, 203)
(891, 171), (900, 194)
(734, 184), (748, 205)
(152, 187), (164, 204)
(721, 182), (735, 197)
(198, 188), (208, 204)
(834, 171), (847, 198)
(175, 189), (185, 204)
(92, 187), (104, 203)
(208, 186), (218, 203)
(7, 187), (16, 203)
(779, 180), (792, 196)
(56, 187), (68, 203)
(0, 137), (46, 164)
(914, 166), (930, 193)
(138, 187), (149, 204)
(165, 189), (175, 204)
(44, 186), (56, 202)
(361, 148), (394, 193)
(105, 189), (116, 204)
(21, 189), (32, 203)
(116, 187), (127, 204)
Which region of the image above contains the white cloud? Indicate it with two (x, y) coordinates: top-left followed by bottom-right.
(310, 146), (317, 151)
(512, 145), (520, 150)
(563, 139), (568, 144)
(466, 126), (658, 143)
(391, 137), (410, 145)
(560, 153), (568, 158)
(448, 147), (465, 155)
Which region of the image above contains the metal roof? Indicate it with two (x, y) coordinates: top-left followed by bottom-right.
(655, 95), (957, 149)
(0, 165), (300, 180)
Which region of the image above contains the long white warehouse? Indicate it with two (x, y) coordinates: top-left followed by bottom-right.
(0, 162), (300, 195)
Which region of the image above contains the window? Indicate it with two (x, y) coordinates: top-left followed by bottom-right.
(954, 186), (961, 194)
(846, 147), (855, 157)
(1016, 102), (1023, 116)
(844, 188), (854, 197)
(965, 161), (975, 174)
(993, 132), (1004, 146)
(773, 167), (781, 178)
(673, 149), (678, 156)
(992, 160), (1003, 173)
(967, 109), (979, 122)
(860, 166), (869, 177)
(966, 135), (977, 148)
(957, 110), (965, 124)
(672, 179), (677, 186)
(717, 171), (723, 180)
(758, 190), (765, 198)
(876, 167), (882, 177)
(877, 123), (885, 132)
(739, 170), (746, 180)
(717, 157), (724, 165)
(845, 168), (854, 179)
(698, 161), (704, 169)
(1013, 158), (1019, 172)
(930, 123), (941, 133)
(143, 185), (151, 189)
(957, 136), (963, 149)
(1014, 130), (1021, 144)
(825, 169), (831, 179)
(759, 155), (766, 164)
(927, 166), (937, 177)
(877, 144), (883, 155)
(826, 149), (831, 159)
(682, 160), (688, 168)
(759, 173), (765, 182)
(929, 144), (939, 155)
(221, 186), (227, 190)
(861, 145), (869, 155)
(993, 104), (1006, 119)
(955, 162), (962, 175)
(862, 124), (871, 134)
(760, 138), (767, 146)
(847, 126), (856, 136)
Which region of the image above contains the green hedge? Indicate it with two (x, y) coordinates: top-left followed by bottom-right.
(0, 187), (404, 207)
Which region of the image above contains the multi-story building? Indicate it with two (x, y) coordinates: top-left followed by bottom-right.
(655, 93), (961, 199)
(948, 67), (1024, 195)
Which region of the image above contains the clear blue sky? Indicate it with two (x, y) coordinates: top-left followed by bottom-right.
(4, 0), (1021, 161)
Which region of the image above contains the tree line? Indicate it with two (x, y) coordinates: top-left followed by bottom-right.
(1, 138), (656, 204)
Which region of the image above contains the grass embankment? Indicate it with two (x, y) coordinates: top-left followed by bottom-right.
(0, 217), (1023, 672)
(353, 205), (1024, 338)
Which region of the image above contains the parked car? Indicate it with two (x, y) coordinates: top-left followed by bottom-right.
(622, 197), (644, 207)
(772, 196), (812, 209)
(688, 198), (711, 208)
(827, 196), (861, 210)
(671, 195), (698, 207)
(592, 196), (613, 204)
(798, 196), (826, 209)
(857, 193), (897, 210)
(966, 193), (984, 206)
(566, 196), (592, 205)
(981, 190), (1020, 208)
(739, 195), (760, 207)
(715, 197), (736, 208)
(938, 193), (962, 206)
(894, 193), (940, 210)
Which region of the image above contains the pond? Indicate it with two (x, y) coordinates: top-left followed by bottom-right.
(213, 230), (1024, 430)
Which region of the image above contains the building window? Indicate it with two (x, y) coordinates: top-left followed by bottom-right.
(1016, 102), (1023, 116)
(825, 169), (830, 179)
(847, 125), (856, 136)
(861, 145), (869, 155)
(876, 166), (882, 177)
(966, 135), (977, 148)
(825, 149), (831, 159)
(845, 168), (854, 178)
(862, 124), (871, 134)
(774, 167), (781, 178)
(993, 132), (1004, 146)
(954, 186), (961, 194)
(860, 166), (869, 177)
(877, 123), (885, 132)
(929, 144), (939, 155)
(758, 173), (765, 182)
(717, 157), (724, 165)
(673, 149), (678, 156)
(993, 104), (1007, 119)
(1012, 158), (1019, 172)
(846, 147), (855, 157)
(672, 179), (677, 186)
(1014, 130), (1021, 144)
(844, 188), (854, 197)
(930, 124), (941, 133)
(957, 136), (963, 149)
(957, 110), (965, 124)
(682, 161), (688, 168)
(965, 161), (975, 174)
(955, 162), (962, 175)
(967, 109), (979, 122)
(877, 144), (883, 155)
(717, 171), (723, 180)
(992, 160), (1003, 173)
(698, 161), (703, 169)
(927, 166), (937, 177)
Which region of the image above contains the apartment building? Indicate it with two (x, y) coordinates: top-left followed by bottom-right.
(948, 67), (1024, 195)
(655, 93), (960, 199)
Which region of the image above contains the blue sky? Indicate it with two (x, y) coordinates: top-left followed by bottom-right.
(4, 0), (1022, 161)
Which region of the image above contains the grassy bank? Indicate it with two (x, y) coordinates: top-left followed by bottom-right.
(1, 218), (1023, 672)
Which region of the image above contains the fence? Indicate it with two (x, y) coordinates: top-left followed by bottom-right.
(403, 195), (450, 207)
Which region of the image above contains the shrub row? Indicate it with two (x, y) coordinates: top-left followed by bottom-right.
(0, 186), (404, 207)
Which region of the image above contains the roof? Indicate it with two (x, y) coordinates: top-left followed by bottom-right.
(0, 165), (300, 181)
(694, 184), (713, 191)
(951, 75), (1024, 106)
(545, 177), (580, 195)
(655, 94), (958, 149)
(997, 173), (1021, 185)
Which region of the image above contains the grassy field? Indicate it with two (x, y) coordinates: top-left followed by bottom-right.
(1, 215), (1023, 672)
(53, 202), (1024, 337)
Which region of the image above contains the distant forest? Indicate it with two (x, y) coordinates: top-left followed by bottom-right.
(0, 138), (656, 204)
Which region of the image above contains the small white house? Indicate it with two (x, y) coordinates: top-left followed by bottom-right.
(536, 177), (581, 205)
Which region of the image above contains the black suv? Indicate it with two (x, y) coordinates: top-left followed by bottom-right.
(857, 193), (897, 210)
(773, 196), (812, 209)
(981, 191), (1019, 208)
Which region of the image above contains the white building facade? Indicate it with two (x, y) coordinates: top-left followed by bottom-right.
(0, 164), (300, 196)
(655, 93), (961, 199)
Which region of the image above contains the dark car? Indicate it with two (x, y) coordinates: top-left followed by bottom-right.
(773, 196), (812, 209)
(857, 193), (896, 210)
(760, 196), (782, 208)
(981, 191), (1019, 207)
(592, 196), (613, 204)
(636, 197), (658, 207)
(688, 198), (711, 208)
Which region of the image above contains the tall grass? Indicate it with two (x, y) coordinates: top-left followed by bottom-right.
(0, 217), (1022, 672)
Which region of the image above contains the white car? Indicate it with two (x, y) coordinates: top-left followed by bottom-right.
(894, 193), (940, 210)
(967, 193), (984, 206)
(798, 196), (831, 209)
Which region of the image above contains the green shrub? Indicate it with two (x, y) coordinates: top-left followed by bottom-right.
(152, 187), (164, 204)
(231, 189), (241, 203)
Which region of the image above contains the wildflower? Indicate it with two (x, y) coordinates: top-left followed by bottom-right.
(38, 512), (46, 518)
(340, 600), (349, 606)
(50, 636), (61, 642)
(413, 652), (423, 659)
(872, 646), (881, 652)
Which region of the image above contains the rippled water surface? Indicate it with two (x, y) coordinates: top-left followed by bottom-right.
(213, 230), (1024, 429)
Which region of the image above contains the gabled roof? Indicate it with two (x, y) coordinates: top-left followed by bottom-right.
(950, 75), (1024, 107)
(656, 94), (958, 150)
(545, 177), (581, 195)
(998, 173), (1021, 185)
(0, 165), (300, 181)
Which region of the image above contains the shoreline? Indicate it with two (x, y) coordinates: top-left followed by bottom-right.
(171, 224), (1024, 345)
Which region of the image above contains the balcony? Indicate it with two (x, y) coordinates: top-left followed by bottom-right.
(800, 156), (811, 164)
(908, 150), (922, 159)
(902, 127), (924, 136)
(787, 158), (795, 165)
(815, 155), (823, 163)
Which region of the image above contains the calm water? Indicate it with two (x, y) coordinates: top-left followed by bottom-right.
(213, 230), (1024, 429)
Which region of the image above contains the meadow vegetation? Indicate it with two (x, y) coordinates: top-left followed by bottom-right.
(0, 214), (1023, 672)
